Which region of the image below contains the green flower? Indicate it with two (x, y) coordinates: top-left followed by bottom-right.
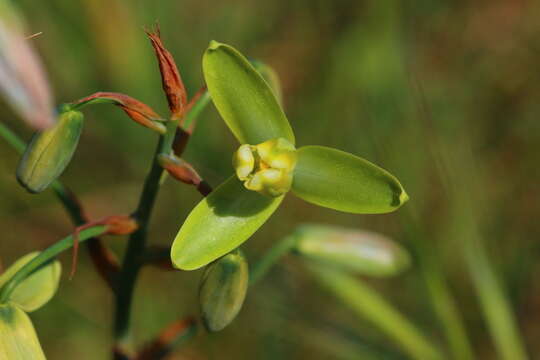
(170, 41), (408, 270)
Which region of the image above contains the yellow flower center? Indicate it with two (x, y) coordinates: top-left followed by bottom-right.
(232, 138), (297, 197)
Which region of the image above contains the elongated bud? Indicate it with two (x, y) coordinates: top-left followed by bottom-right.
(158, 153), (212, 196)
(158, 153), (201, 185)
(199, 250), (248, 332)
(17, 107), (84, 193)
(0, 304), (46, 360)
(103, 215), (138, 235)
(72, 92), (166, 134)
(232, 137), (297, 197)
(294, 225), (410, 277)
(146, 27), (187, 120)
(0, 3), (55, 129)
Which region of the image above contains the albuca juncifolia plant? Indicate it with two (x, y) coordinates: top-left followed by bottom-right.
(0, 4), (420, 359)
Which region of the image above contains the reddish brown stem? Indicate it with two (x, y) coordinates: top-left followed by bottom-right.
(134, 317), (197, 360)
(59, 188), (121, 289)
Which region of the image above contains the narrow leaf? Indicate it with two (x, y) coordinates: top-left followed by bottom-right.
(171, 176), (283, 270)
(0, 304), (46, 360)
(0, 252), (61, 312)
(202, 41), (294, 145)
(292, 146), (408, 214)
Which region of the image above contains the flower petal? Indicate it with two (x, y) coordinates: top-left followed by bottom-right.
(171, 175), (284, 270)
(0, 304), (46, 360)
(292, 146), (408, 214)
(202, 41), (294, 145)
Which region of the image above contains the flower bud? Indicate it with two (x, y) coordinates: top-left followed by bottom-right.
(199, 250), (248, 332)
(294, 224), (410, 277)
(146, 28), (187, 120)
(16, 107), (84, 193)
(72, 92), (166, 134)
(232, 137), (297, 197)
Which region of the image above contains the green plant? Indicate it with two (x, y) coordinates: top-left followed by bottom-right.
(0, 5), (412, 358)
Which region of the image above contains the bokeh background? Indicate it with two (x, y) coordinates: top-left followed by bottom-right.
(1, 0), (539, 359)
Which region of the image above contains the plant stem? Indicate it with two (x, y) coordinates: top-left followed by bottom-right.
(249, 235), (297, 286)
(309, 265), (443, 360)
(401, 214), (474, 360)
(183, 90), (210, 131)
(463, 225), (527, 360)
(0, 225), (107, 302)
(0, 122), (25, 152)
(114, 120), (178, 347)
(0, 122), (119, 288)
(134, 317), (197, 360)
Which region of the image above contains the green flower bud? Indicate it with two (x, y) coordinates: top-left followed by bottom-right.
(294, 224), (411, 277)
(232, 137), (297, 197)
(199, 250), (248, 332)
(16, 107), (84, 193)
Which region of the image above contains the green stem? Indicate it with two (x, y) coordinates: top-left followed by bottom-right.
(463, 227), (527, 360)
(309, 265), (444, 360)
(249, 235), (297, 286)
(401, 214), (474, 360)
(0, 122), (26, 152)
(114, 120), (178, 345)
(0, 225), (107, 302)
(182, 91), (210, 130)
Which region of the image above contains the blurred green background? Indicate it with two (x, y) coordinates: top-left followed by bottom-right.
(1, 0), (540, 359)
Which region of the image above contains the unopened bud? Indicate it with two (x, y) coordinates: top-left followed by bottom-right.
(146, 28), (187, 120)
(17, 107), (84, 193)
(104, 215), (138, 235)
(158, 153), (201, 186)
(232, 137), (297, 197)
(72, 92), (166, 134)
(294, 225), (411, 277)
(199, 250), (248, 332)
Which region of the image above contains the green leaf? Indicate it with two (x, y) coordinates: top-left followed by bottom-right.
(292, 146), (408, 214)
(202, 41), (295, 145)
(171, 176), (283, 270)
(0, 304), (46, 360)
(0, 252), (61, 312)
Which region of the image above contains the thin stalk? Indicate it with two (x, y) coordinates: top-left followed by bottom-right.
(462, 225), (527, 360)
(435, 139), (528, 360)
(134, 317), (197, 360)
(309, 265), (443, 360)
(0, 225), (107, 302)
(401, 214), (474, 360)
(249, 235), (297, 286)
(0, 122), (25, 152)
(0, 122), (119, 288)
(183, 90), (210, 131)
(114, 119), (178, 346)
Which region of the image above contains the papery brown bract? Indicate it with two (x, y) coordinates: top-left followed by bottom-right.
(146, 28), (187, 120)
